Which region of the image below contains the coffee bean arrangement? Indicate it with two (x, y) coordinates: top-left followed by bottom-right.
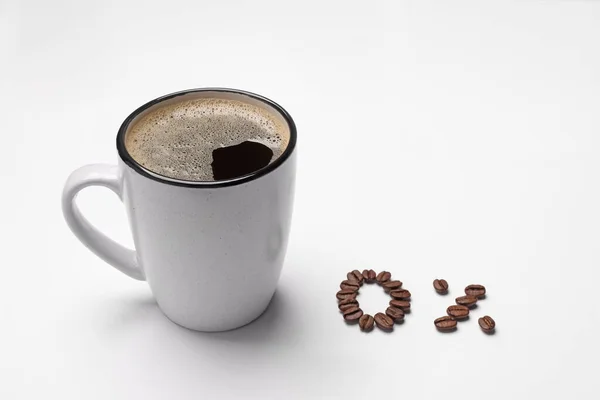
(433, 280), (496, 334)
(337, 269), (412, 332)
(337, 274), (496, 334)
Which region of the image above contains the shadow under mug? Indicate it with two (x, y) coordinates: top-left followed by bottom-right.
(62, 88), (297, 332)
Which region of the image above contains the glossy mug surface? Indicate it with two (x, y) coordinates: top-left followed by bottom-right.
(62, 88), (297, 331)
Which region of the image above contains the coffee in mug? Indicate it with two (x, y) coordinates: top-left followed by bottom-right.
(125, 97), (290, 181)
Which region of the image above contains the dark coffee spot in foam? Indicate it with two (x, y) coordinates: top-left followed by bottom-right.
(211, 141), (273, 181)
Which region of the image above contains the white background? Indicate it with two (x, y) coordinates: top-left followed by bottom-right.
(2, 0), (600, 398)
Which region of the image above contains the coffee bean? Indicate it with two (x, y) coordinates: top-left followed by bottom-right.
(434, 316), (457, 332)
(338, 297), (358, 309)
(376, 271), (391, 284)
(385, 306), (405, 322)
(455, 295), (478, 308)
(433, 279), (449, 294)
(367, 269), (377, 281)
(339, 303), (358, 312)
(390, 289), (411, 300)
(343, 306), (363, 321)
(382, 280), (403, 291)
(362, 269), (377, 282)
(352, 269), (365, 283)
(359, 314), (375, 331)
(465, 284), (486, 298)
(340, 280), (360, 291)
(389, 299), (411, 311)
(347, 270), (364, 283)
(374, 312), (394, 330)
(478, 316), (495, 333)
(336, 290), (357, 300)
(342, 305), (360, 315)
(446, 305), (469, 319)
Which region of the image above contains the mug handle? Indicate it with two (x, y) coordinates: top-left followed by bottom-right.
(62, 164), (145, 281)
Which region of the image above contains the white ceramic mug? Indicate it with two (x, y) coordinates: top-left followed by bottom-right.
(62, 88), (297, 332)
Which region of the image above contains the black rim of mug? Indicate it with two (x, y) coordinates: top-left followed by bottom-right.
(116, 87), (297, 188)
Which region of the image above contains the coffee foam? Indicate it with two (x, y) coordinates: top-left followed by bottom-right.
(125, 97), (289, 182)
